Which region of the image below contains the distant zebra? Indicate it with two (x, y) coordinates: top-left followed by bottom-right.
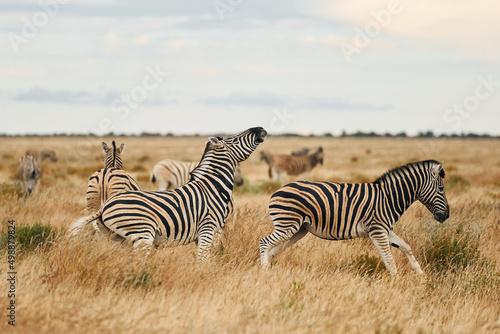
(72, 127), (267, 259)
(260, 151), (273, 164)
(18, 154), (41, 197)
(259, 160), (450, 275)
(291, 147), (317, 157)
(151, 159), (244, 190)
(268, 147), (324, 184)
(86, 141), (140, 216)
(26, 149), (58, 163)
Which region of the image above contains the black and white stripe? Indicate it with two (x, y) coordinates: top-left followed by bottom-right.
(259, 160), (450, 275)
(151, 159), (244, 191)
(73, 127), (267, 259)
(86, 141), (140, 215)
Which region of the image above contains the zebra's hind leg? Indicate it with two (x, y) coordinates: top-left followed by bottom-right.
(369, 227), (398, 276)
(259, 219), (307, 268)
(196, 226), (216, 261)
(131, 236), (154, 257)
(389, 231), (424, 275)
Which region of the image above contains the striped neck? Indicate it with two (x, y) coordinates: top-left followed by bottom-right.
(374, 162), (427, 223)
(190, 145), (236, 203)
(104, 141), (123, 169)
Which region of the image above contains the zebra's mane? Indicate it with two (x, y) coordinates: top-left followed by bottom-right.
(373, 159), (444, 184)
(189, 137), (223, 181)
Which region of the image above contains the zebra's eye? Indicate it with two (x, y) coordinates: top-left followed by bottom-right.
(232, 138), (239, 145)
(438, 185), (444, 192)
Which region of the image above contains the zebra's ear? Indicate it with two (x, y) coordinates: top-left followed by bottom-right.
(209, 137), (224, 148)
(119, 143), (125, 153)
(102, 142), (108, 153)
(432, 161), (445, 178)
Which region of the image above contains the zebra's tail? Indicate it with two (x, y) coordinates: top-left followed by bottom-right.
(70, 206), (104, 236)
(151, 171), (156, 183)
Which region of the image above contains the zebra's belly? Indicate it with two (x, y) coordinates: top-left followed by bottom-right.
(154, 230), (197, 246)
(303, 217), (368, 240)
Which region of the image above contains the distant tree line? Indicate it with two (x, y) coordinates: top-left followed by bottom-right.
(0, 130), (498, 138)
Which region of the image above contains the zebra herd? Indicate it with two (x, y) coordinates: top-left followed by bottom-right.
(68, 126), (450, 275)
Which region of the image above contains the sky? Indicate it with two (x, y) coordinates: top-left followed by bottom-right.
(1, 0), (499, 136)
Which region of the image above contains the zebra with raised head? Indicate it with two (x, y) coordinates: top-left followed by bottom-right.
(72, 127), (267, 259)
(267, 147), (324, 184)
(151, 159), (244, 190)
(86, 141), (140, 215)
(259, 160), (449, 275)
(18, 154), (41, 197)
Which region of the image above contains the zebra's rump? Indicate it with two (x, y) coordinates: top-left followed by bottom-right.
(269, 181), (375, 240)
(86, 168), (141, 214)
(99, 186), (217, 245)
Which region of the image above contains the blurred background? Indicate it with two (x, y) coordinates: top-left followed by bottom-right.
(1, 0), (499, 136)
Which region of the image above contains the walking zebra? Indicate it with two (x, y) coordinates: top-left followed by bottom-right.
(151, 159), (244, 190)
(259, 160), (449, 275)
(267, 147), (324, 184)
(86, 141), (140, 215)
(18, 154), (41, 197)
(72, 127), (267, 259)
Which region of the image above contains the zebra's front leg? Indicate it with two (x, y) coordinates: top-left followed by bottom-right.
(369, 227), (398, 276)
(389, 231), (424, 275)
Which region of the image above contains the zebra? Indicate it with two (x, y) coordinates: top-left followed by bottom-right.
(151, 159), (244, 190)
(267, 147), (324, 184)
(86, 141), (141, 216)
(71, 127), (267, 259)
(291, 147), (318, 157)
(18, 154), (41, 197)
(260, 151), (273, 164)
(259, 160), (449, 276)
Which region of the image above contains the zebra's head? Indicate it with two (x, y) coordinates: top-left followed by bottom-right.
(418, 161), (449, 223)
(315, 147), (324, 165)
(102, 141), (125, 168)
(208, 127), (267, 163)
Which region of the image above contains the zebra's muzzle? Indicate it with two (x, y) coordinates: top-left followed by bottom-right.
(434, 209), (449, 223)
(252, 127), (267, 143)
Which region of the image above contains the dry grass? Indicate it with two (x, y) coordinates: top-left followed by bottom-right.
(1, 136), (499, 334)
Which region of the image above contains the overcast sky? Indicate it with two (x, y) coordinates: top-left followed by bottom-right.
(1, 0), (499, 136)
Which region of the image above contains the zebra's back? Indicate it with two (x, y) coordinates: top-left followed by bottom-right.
(86, 168), (141, 214)
(269, 181), (376, 240)
(151, 159), (199, 190)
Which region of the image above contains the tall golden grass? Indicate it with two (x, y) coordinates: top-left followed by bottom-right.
(1, 136), (499, 333)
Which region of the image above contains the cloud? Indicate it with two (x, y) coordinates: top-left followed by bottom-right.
(13, 87), (172, 106)
(199, 91), (285, 107)
(198, 91), (392, 111)
(297, 97), (392, 111)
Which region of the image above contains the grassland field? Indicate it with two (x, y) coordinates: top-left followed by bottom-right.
(0, 135), (499, 334)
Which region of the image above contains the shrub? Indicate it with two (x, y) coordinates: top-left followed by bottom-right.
(351, 252), (386, 277)
(445, 175), (470, 192)
(276, 280), (305, 314)
(0, 222), (56, 253)
(121, 270), (155, 291)
(420, 223), (480, 273)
